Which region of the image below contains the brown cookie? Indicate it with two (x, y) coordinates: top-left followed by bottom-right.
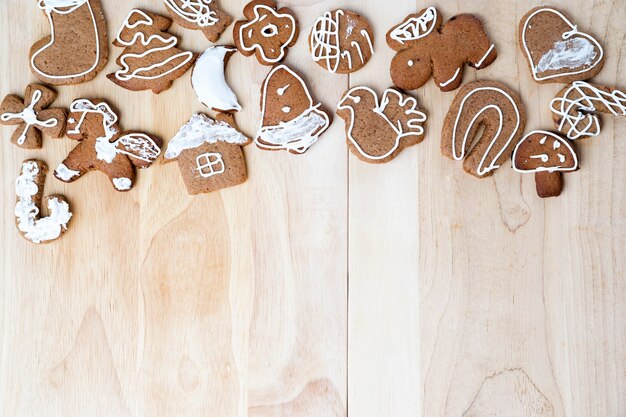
(387, 7), (496, 92)
(54, 98), (162, 192)
(191, 46), (242, 112)
(107, 9), (196, 94)
(336, 87), (427, 164)
(441, 81), (526, 178)
(309, 9), (374, 74)
(1, 84), (66, 149)
(30, 0), (108, 85)
(15, 160), (72, 244)
(233, 0), (298, 66)
(256, 65), (331, 154)
(519, 7), (604, 84)
(164, 113), (250, 195)
(512, 130), (579, 198)
(550, 81), (626, 140)
(161, 0), (232, 42)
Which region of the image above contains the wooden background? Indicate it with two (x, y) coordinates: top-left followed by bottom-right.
(1, 0), (624, 416)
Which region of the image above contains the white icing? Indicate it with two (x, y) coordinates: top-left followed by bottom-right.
(191, 46), (241, 112)
(54, 163), (80, 181)
(474, 44), (495, 67)
(238, 4), (296, 64)
(310, 10), (374, 73)
(537, 38), (597, 73)
(165, 113), (247, 159)
(112, 177), (132, 190)
(116, 133), (161, 163)
(31, 0), (102, 80)
(521, 8), (603, 81)
(389, 7), (437, 44)
(162, 0), (218, 27)
(336, 87), (427, 161)
(549, 81), (626, 140)
(0, 89), (58, 145)
(15, 161), (72, 244)
(256, 65), (330, 154)
(114, 9), (195, 82)
(439, 68), (461, 87)
(451, 86), (522, 176)
(512, 130), (578, 173)
(195, 152), (224, 178)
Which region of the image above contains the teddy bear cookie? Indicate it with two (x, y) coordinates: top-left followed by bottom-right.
(15, 160), (73, 244)
(309, 9), (374, 74)
(54, 98), (162, 192)
(255, 65), (331, 154)
(337, 87), (427, 163)
(387, 7), (496, 92)
(512, 130), (579, 198)
(164, 113), (250, 195)
(441, 80), (526, 178)
(519, 7), (604, 84)
(1, 84), (66, 149)
(550, 81), (626, 140)
(191, 46), (241, 112)
(233, 0), (298, 66)
(30, 0), (108, 85)
(107, 9), (196, 94)
(161, 0), (232, 42)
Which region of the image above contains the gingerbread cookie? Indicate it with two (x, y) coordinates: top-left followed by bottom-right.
(513, 130), (578, 198)
(337, 87), (427, 163)
(387, 7), (496, 92)
(233, 0), (298, 66)
(441, 81), (526, 178)
(161, 0), (232, 42)
(107, 9), (196, 94)
(164, 113), (250, 194)
(54, 99), (162, 192)
(15, 160), (72, 244)
(309, 9), (374, 74)
(1, 84), (66, 149)
(550, 81), (626, 140)
(520, 7), (604, 84)
(191, 46), (241, 112)
(30, 0), (108, 85)
(256, 65), (331, 154)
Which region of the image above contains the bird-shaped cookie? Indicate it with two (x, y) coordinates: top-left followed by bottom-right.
(336, 87), (427, 163)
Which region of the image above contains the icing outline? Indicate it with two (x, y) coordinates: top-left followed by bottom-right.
(389, 7), (437, 44)
(238, 3), (297, 64)
(512, 130), (578, 173)
(162, 0), (218, 27)
(1, 89), (59, 145)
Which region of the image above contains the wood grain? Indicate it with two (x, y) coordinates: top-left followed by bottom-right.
(0, 1), (624, 417)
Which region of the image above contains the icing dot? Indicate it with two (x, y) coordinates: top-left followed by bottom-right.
(353, 96), (361, 104)
(282, 106), (291, 113)
(408, 60), (414, 67)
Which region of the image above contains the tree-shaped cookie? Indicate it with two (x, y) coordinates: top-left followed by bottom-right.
(107, 9), (196, 94)
(1, 84), (66, 149)
(512, 130), (578, 198)
(54, 98), (162, 192)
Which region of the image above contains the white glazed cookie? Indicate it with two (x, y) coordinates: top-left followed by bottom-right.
(191, 46), (241, 112)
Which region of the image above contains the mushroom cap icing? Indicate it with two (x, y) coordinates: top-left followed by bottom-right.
(512, 130), (578, 173)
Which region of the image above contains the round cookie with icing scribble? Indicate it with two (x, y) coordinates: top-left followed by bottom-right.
(309, 9), (374, 74)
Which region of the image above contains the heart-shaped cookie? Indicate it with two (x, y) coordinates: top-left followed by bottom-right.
(519, 7), (604, 83)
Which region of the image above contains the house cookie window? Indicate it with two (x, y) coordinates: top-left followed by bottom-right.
(196, 152), (225, 178)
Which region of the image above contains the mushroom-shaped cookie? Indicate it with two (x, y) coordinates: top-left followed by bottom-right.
(512, 130), (578, 198)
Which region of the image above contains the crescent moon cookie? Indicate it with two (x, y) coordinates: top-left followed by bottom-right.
(256, 65), (331, 154)
(233, 0), (298, 66)
(386, 7), (496, 92)
(519, 7), (604, 84)
(191, 46), (241, 113)
(161, 0), (232, 42)
(1, 84), (66, 149)
(441, 81), (526, 178)
(512, 131), (579, 198)
(107, 9), (196, 94)
(336, 87), (427, 164)
(309, 9), (374, 74)
(54, 98), (162, 192)
(550, 81), (626, 140)
(15, 160), (72, 244)
(30, 0), (109, 85)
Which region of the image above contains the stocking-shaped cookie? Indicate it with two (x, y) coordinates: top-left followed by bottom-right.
(108, 9), (196, 94)
(1, 84), (66, 149)
(30, 0), (109, 85)
(54, 98), (162, 192)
